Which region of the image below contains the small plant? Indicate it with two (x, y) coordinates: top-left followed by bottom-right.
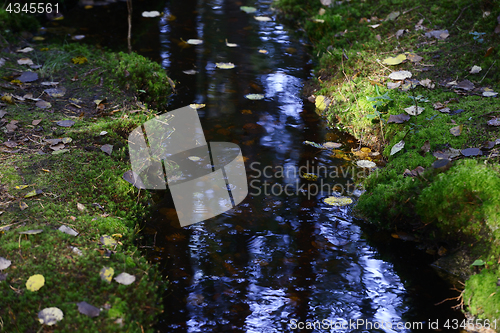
(366, 85), (392, 144)
(469, 31), (486, 43)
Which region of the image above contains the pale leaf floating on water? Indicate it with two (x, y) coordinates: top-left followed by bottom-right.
(188, 156), (202, 161)
(404, 105), (424, 116)
(0, 257), (11, 270)
(186, 39), (203, 45)
(142, 11), (160, 18)
(189, 104), (206, 109)
(225, 39), (238, 47)
(388, 70), (412, 80)
(240, 6), (257, 13)
(26, 274), (45, 291)
(390, 140), (405, 155)
(258, 49), (268, 54)
(254, 16), (272, 22)
(71, 35), (85, 41)
(183, 69), (198, 75)
(38, 307), (64, 326)
(323, 142), (342, 149)
(382, 54), (406, 65)
(245, 93), (264, 100)
(357, 160), (376, 168)
(324, 196), (353, 207)
(114, 272), (136, 285)
(215, 62), (235, 69)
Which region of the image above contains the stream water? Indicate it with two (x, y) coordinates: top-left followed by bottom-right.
(52, 0), (464, 331)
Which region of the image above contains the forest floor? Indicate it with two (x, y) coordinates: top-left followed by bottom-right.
(276, 0), (500, 329)
(0, 19), (171, 332)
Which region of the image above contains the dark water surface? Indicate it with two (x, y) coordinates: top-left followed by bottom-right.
(47, 0), (464, 331)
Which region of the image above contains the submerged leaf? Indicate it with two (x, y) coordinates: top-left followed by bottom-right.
(240, 6), (257, 13)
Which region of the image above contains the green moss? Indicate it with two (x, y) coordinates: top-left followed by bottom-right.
(463, 268), (500, 323)
(0, 8), (40, 34)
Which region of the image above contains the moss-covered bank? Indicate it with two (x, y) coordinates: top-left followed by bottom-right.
(0, 16), (173, 331)
(276, 0), (500, 328)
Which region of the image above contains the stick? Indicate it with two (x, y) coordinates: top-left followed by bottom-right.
(127, 0), (132, 53)
(479, 60), (496, 84)
(451, 5), (472, 27)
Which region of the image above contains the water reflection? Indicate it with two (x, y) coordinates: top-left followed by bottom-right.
(146, 0), (464, 332)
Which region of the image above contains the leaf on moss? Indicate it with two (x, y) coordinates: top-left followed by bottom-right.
(17, 58), (34, 65)
(390, 140), (405, 155)
(38, 307), (63, 326)
(487, 118), (500, 126)
(100, 235), (117, 246)
(114, 272), (136, 285)
(19, 202), (29, 210)
(387, 113), (410, 123)
(404, 105), (424, 116)
(315, 95), (331, 111)
(36, 100), (51, 109)
(19, 229), (43, 234)
(0, 257), (11, 270)
(323, 142), (342, 149)
(56, 120), (75, 127)
(26, 274), (45, 291)
(356, 160), (376, 168)
(383, 54), (406, 66)
(100, 266), (114, 283)
(450, 125), (462, 136)
(25, 189), (43, 198)
(101, 144), (113, 156)
(71, 56), (88, 64)
(388, 70), (411, 80)
(77, 301), (100, 317)
(58, 225), (79, 236)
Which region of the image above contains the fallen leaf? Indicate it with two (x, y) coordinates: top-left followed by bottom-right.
(450, 125), (462, 136)
(187, 156), (201, 162)
(19, 202), (29, 210)
(71, 246), (83, 256)
(487, 118), (500, 126)
(240, 6), (257, 13)
(368, 24), (381, 29)
(323, 142), (342, 149)
(50, 143), (65, 151)
(315, 95), (331, 111)
(245, 93), (264, 100)
(404, 105), (424, 116)
(385, 11), (400, 21)
(461, 148), (482, 157)
(0, 110), (6, 118)
(483, 91), (498, 97)
(432, 159), (452, 171)
(324, 196), (353, 206)
(77, 203), (86, 212)
(357, 160), (376, 168)
(258, 49), (268, 54)
(38, 308), (63, 326)
(421, 140), (430, 153)
(424, 30), (449, 40)
(62, 137), (72, 144)
(32, 119), (42, 125)
(141, 11), (160, 17)
(114, 272), (136, 285)
(182, 69), (197, 75)
(36, 100), (51, 109)
(0, 257), (11, 270)
(17, 58), (34, 65)
(25, 189), (43, 198)
(387, 113), (410, 123)
(387, 82), (401, 89)
(17, 47), (34, 53)
(100, 235), (117, 246)
(58, 225), (78, 236)
(15, 185), (29, 190)
(484, 47), (494, 57)
(3, 141), (18, 148)
(254, 16), (272, 22)
(71, 35), (85, 40)
(122, 170), (146, 189)
(225, 39), (238, 47)
(186, 39), (203, 45)
(470, 65), (482, 74)
(419, 78), (435, 89)
(388, 70), (412, 80)
(56, 120), (75, 127)
(100, 144), (113, 156)
(215, 62), (235, 69)
(77, 301), (100, 318)
(18, 71), (38, 83)
(19, 229), (43, 234)
(26, 274), (45, 291)
(44, 87), (66, 98)
(71, 56), (88, 64)
(189, 104), (206, 109)
(390, 140), (405, 155)
(407, 53), (423, 63)
(100, 266), (114, 283)
(383, 54), (407, 66)
(455, 80), (474, 91)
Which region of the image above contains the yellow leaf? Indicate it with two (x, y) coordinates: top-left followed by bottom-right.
(189, 104), (206, 109)
(324, 196), (353, 206)
(1, 95), (14, 104)
(19, 202), (29, 210)
(15, 185), (29, 190)
(302, 173), (318, 181)
(100, 266), (114, 283)
(215, 62), (235, 69)
(382, 54), (406, 65)
(26, 274), (45, 291)
(71, 56), (88, 64)
(315, 95), (330, 111)
(32, 36), (45, 41)
(100, 235), (117, 246)
(24, 189), (42, 198)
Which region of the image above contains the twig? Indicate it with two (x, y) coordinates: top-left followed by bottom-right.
(127, 0), (133, 53)
(402, 6), (421, 15)
(451, 5), (472, 27)
(479, 60), (496, 84)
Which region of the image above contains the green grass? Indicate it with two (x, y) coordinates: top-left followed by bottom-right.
(275, 0), (500, 326)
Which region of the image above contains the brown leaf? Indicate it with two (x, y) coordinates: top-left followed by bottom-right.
(421, 140), (430, 153)
(36, 100), (51, 109)
(450, 125), (462, 136)
(32, 119), (42, 126)
(387, 113), (410, 123)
